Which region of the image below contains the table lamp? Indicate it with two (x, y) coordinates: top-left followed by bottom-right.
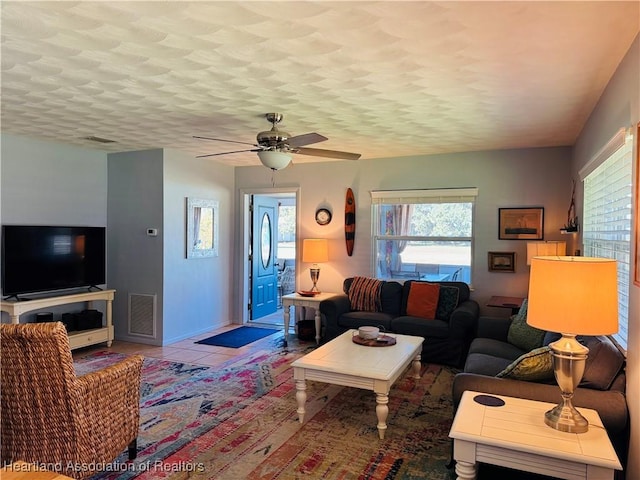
(527, 256), (618, 433)
(526, 241), (566, 265)
(302, 239), (328, 292)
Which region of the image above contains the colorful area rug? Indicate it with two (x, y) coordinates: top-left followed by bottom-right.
(195, 326), (280, 348)
(77, 335), (458, 480)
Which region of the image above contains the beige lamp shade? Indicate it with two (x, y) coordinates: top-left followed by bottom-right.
(302, 239), (329, 263)
(526, 241), (566, 265)
(527, 256), (618, 335)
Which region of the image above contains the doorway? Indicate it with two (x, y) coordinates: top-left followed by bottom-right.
(240, 187), (299, 327)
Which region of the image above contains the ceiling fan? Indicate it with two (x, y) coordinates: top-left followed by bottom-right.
(193, 113), (361, 170)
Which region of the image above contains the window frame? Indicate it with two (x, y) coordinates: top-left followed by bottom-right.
(370, 188), (478, 284)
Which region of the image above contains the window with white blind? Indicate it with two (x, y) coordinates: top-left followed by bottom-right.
(580, 128), (633, 351)
(370, 188), (477, 284)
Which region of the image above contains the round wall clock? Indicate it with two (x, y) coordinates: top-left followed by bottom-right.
(315, 208), (332, 225)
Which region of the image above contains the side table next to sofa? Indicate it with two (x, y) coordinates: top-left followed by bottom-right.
(450, 390), (621, 480)
(282, 292), (338, 346)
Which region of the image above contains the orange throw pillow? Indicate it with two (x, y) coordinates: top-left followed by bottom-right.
(406, 282), (440, 319)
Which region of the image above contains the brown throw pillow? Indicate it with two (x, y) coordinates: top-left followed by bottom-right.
(348, 276), (383, 312)
(406, 282), (440, 319)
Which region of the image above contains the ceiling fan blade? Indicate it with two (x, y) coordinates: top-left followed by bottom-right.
(294, 147), (361, 160)
(287, 133), (328, 147)
(196, 148), (260, 158)
(193, 135), (257, 147)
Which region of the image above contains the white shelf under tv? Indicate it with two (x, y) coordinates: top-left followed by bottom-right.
(0, 289), (115, 350)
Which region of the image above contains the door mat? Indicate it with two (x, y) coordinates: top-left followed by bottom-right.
(195, 326), (280, 348)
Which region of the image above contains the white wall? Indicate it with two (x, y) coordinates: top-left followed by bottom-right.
(162, 149), (235, 343)
(235, 146), (572, 318)
(572, 34), (639, 480)
(0, 133), (107, 227)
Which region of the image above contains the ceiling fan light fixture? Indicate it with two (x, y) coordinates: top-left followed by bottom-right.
(257, 150), (292, 170)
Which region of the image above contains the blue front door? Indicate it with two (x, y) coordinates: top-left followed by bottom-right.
(251, 195), (279, 319)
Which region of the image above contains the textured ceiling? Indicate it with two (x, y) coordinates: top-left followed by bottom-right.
(1, 1), (638, 167)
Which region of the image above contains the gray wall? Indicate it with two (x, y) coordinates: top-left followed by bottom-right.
(572, 33), (639, 480)
(107, 149), (165, 343)
(235, 146), (572, 318)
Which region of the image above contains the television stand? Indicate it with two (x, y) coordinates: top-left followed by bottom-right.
(2, 294), (30, 302)
(0, 290), (115, 350)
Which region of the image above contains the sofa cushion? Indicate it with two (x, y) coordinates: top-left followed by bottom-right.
(337, 311), (394, 332)
(464, 353), (514, 377)
(348, 276), (383, 312)
(581, 336), (625, 390)
(496, 346), (554, 382)
(544, 333), (625, 391)
(507, 300), (545, 351)
(468, 337), (526, 360)
(406, 282), (439, 319)
(436, 285), (460, 320)
(379, 281), (403, 315)
(391, 316), (449, 339)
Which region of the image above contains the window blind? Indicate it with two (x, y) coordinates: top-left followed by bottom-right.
(583, 129), (633, 350)
(370, 188), (478, 205)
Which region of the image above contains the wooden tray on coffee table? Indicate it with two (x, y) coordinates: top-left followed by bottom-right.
(352, 334), (397, 347)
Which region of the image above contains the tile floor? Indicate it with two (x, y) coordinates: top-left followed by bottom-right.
(72, 308), (291, 367)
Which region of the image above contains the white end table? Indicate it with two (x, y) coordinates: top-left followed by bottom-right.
(449, 390), (622, 480)
(281, 292), (337, 346)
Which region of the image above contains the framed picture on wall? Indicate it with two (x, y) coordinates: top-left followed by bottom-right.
(488, 252), (516, 272)
(498, 207), (544, 240)
(635, 122), (640, 286)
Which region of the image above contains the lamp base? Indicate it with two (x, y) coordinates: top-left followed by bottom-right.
(309, 267), (320, 293)
(546, 334), (590, 433)
(544, 398), (589, 433)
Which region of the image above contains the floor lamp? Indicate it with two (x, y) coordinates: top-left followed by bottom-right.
(527, 256), (618, 433)
(302, 239), (328, 292)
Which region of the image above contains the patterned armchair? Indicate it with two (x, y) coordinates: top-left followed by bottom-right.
(0, 322), (143, 479)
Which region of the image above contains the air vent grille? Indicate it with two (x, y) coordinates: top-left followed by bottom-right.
(128, 293), (156, 338)
(82, 135), (116, 144)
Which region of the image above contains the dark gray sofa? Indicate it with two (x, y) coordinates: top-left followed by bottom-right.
(319, 278), (479, 366)
(452, 315), (629, 474)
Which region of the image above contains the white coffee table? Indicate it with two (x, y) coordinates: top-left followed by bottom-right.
(282, 292), (337, 345)
(449, 390), (622, 480)
(291, 330), (423, 439)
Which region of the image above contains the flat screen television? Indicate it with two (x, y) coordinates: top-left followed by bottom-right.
(1, 225), (106, 297)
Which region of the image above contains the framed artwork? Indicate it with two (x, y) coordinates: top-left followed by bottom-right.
(635, 122), (640, 286)
(498, 207), (544, 240)
(186, 197), (219, 259)
(488, 252), (516, 272)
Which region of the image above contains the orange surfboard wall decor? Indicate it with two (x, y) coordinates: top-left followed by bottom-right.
(345, 188), (356, 256)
